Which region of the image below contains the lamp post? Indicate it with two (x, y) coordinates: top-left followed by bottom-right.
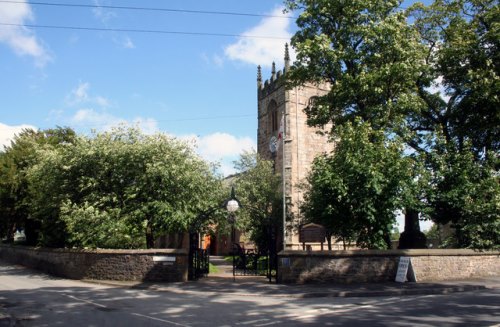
(224, 187), (241, 212)
(223, 186), (241, 246)
(188, 186), (241, 281)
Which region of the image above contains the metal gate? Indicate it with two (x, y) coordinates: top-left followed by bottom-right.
(188, 232), (209, 281)
(232, 224), (278, 283)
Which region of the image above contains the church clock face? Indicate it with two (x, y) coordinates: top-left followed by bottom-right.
(269, 136), (278, 154)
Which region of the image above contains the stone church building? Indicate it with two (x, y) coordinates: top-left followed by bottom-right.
(257, 46), (334, 250)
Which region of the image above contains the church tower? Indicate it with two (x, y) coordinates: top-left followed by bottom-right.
(257, 44), (333, 249)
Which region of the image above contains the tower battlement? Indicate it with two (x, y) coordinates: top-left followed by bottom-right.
(257, 43), (291, 100)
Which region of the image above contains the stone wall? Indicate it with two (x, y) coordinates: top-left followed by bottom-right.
(278, 249), (500, 284)
(0, 244), (188, 282)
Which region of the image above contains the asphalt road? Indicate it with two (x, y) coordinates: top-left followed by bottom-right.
(0, 262), (499, 326)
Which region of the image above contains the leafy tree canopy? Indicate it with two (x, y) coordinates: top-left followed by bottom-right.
(231, 150), (283, 252)
(302, 120), (414, 249)
(25, 127), (222, 248)
(286, 0), (499, 249)
(0, 127), (76, 244)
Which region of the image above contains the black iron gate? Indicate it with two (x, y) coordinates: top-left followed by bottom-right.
(232, 223), (278, 283)
(188, 232), (209, 281)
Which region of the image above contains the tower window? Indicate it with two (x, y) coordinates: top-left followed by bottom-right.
(272, 110), (278, 132)
(268, 100), (279, 132)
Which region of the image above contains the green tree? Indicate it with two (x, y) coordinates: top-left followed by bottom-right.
(232, 151), (283, 252)
(27, 127), (222, 248)
(410, 0), (500, 249)
(426, 139), (499, 249)
(286, 0), (499, 249)
(0, 152), (19, 242)
(410, 0), (499, 156)
(302, 121), (412, 249)
(286, 0), (425, 133)
(0, 127), (76, 245)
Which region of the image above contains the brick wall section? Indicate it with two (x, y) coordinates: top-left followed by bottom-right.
(278, 249), (500, 284)
(0, 245), (188, 282)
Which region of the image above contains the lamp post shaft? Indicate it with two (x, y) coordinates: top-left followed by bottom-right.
(282, 108), (287, 250)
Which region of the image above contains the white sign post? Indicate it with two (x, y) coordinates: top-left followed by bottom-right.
(395, 256), (417, 283)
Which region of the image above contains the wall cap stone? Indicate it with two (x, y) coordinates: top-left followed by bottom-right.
(279, 249), (500, 258)
(0, 244), (188, 255)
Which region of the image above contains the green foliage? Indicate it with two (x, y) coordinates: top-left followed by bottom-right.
(302, 121), (413, 249)
(60, 202), (144, 249)
(426, 141), (499, 249)
(232, 151), (282, 251)
(286, 0), (499, 249)
(0, 127), (76, 245)
(424, 223), (440, 240)
(286, 0), (426, 131)
(410, 0), (499, 155)
(390, 224), (401, 241)
(25, 127), (222, 248)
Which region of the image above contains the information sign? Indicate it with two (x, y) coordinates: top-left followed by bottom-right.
(395, 256), (417, 283)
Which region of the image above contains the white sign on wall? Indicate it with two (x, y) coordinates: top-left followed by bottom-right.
(395, 256), (417, 283)
(152, 256), (176, 262)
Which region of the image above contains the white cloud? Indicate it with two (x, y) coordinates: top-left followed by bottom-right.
(196, 132), (255, 161)
(201, 52), (224, 68)
(70, 109), (159, 134)
(92, 0), (134, 50)
(181, 132), (256, 176)
(92, 0), (116, 24)
(95, 96), (110, 107)
(212, 54), (224, 67)
(71, 108), (117, 126)
(64, 82), (157, 134)
(0, 122), (37, 149)
(66, 82), (111, 108)
(122, 36), (135, 49)
(131, 117), (158, 135)
(67, 82), (90, 104)
(218, 161), (238, 178)
(224, 7), (295, 67)
(0, 0), (51, 66)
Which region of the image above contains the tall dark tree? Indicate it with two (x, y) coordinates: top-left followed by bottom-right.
(286, 0), (499, 249)
(0, 127), (76, 245)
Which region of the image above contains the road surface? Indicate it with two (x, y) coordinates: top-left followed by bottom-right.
(0, 262), (499, 326)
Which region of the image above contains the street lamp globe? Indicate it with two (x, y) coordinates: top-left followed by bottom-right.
(226, 199), (240, 212)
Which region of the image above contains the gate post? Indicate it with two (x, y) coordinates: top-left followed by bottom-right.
(188, 232), (199, 281)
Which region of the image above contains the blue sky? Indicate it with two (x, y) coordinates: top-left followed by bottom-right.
(1, 0), (295, 176)
(1, 1), (432, 231)
(0, 0), (428, 176)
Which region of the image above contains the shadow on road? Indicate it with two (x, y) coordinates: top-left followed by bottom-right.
(1, 262), (499, 326)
